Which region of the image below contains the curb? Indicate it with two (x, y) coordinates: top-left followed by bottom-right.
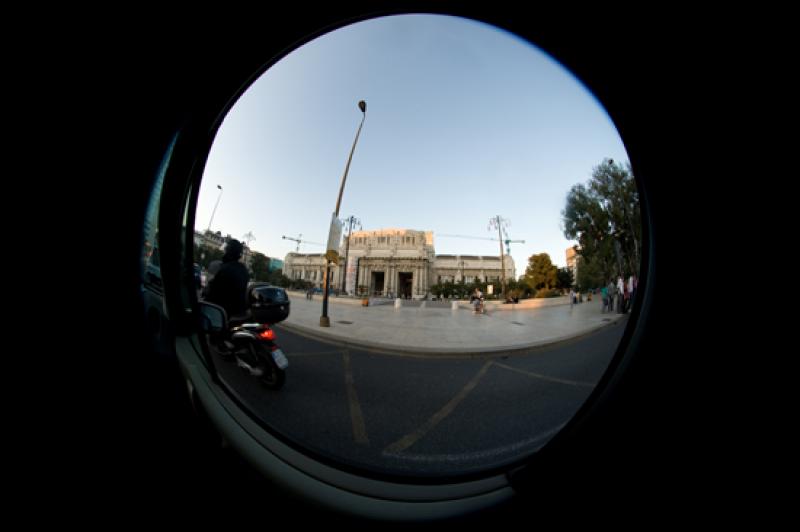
(275, 314), (627, 358)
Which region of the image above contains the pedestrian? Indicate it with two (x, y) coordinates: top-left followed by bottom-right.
(472, 287), (484, 314)
(569, 287), (576, 308)
(628, 274), (637, 311)
(607, 279), (616, 314)
(622, 275), (630, 313)
(616, 276), (625, 313)
(600, 284), (608, 312)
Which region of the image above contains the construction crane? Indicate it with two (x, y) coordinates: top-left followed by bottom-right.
(281, 234), (324, 253)
(438, 233), (525, 255)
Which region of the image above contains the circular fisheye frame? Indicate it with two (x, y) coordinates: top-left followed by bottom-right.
(150, 11), (649, 523)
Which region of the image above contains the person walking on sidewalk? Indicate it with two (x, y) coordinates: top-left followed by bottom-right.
(616, 276), (625, 313)
(607, 279), (616, 314)
(622, 275), (630, 313)
(600, 284), (608, 313)
(628, 274), (637, 312)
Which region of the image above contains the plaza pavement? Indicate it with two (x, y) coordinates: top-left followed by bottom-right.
(275, 291), (628, 355)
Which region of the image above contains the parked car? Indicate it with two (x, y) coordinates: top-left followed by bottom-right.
(248, 283), (291, 324)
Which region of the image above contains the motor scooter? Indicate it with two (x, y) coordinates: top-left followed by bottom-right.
(199, 301), (288, 389)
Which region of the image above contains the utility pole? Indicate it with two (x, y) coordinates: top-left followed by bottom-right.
(488, 215), (510, 300)
(339, 215), (361, 295)
(438, 232), (524, 294)
(242, 231), (255, 272)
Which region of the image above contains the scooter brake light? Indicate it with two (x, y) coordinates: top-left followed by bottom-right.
(259, 328), (276, 341)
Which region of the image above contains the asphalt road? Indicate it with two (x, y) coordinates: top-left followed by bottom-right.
(210, 316), (628, 478)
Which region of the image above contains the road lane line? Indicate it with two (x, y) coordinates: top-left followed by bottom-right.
(383, 360), (494, 454)
(342, 350), (369, 446)
(382, 422), (567, 463)
(493, 362), (594, 387)
(279, 349), (343, 357)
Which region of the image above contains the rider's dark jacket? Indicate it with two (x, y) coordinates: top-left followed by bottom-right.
(205, 253), (250, 318)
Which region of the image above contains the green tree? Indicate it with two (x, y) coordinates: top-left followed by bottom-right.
(266, 268), (290, 287)
(523, 253), (558, 290)
(562, 158), (641, 281)
(193, 241), (224, 269)
(556, 267), (575, 290)
(430, 283), (444, 298)
(575, 255), (605, 292)
(250, 252), (270, 281)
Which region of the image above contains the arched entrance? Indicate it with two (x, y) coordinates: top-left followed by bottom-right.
(398, 272), (413, 298)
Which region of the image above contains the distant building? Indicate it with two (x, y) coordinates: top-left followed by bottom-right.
(196, 230), (228, 251)
(284, 228), (515, 298)
(267, 258), (284, 273)
(566, 246), (579, 284)
(194, 230), (261, 271)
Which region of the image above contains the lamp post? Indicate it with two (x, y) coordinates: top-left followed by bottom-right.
(201, 184), (223, 262)
(321, 100), (367, 327)
(489, 215), (509, 300)
(340, 215), (362, 296)
(206, 184), (223, 235)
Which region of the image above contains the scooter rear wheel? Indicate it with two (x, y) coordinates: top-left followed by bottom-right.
(250, 343), (286, 390)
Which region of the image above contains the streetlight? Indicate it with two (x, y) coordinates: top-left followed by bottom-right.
(206, 184), (223, 235)
(489, 215), (509, 300)
(201, 184), (223, 262)
(321, 100), (367, 327)
(340, 215), (362, 295)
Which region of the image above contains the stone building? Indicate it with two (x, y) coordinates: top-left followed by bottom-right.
(284, 228), (515, 298)
(565, 245), (579, 284)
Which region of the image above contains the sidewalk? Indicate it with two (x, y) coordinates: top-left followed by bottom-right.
(276, 291), (628, 355)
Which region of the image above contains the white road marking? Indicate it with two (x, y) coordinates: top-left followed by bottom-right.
(493, 362), (594, 387)
(342, 350), (369, 445)
(382, 423), (567, 462)
(383, 360), (494, 454)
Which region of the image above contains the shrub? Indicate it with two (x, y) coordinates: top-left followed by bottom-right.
(534, 288), (561, 298)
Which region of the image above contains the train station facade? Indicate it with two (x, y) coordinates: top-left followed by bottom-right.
(284, 228), (515, 298)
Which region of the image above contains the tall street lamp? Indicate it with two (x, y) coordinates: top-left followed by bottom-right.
(489, 215), (509, 300)
(202, 184), (223, 262)
(321, 100), (367, 327)
(206, 184), (223, 235)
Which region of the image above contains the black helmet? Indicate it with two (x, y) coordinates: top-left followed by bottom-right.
(224, 239), (244, 260)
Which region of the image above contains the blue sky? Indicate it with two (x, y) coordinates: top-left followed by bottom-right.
(195, 14), (629, 272)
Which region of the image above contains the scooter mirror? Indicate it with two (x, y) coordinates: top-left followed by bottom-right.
(199, 301), (226, 333)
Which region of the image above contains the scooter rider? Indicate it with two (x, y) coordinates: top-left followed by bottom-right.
(204, 239), (250, 320)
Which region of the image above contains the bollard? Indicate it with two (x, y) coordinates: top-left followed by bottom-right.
(394, 298), (401, 309)
(451, 301), (458, 311)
